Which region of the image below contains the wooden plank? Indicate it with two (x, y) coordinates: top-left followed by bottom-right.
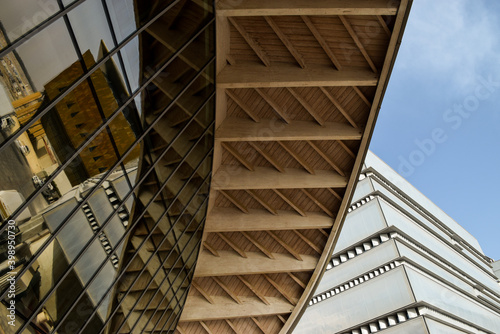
(226, 90), (260, 122)
(278, 141), (315, 175)
(217, 232), (248, 258)
(205, 207), (334, 232)
(216, 117), (362, 141)
(225, 319), (243, 334)
(237, 275), (270, 305)
(248, 142), (285, 173)
(307, 140), (346, 177)
(212, 166), (347, 190)
(353, 86), (372, 107)
(263, 274), (297, 305)
(212, 277), (243, 304)
(320, 87), (358, 129)
(265, 16), (306, 68)
(179, 295), (293, 321)
(339, 16), (378, 73)
(229, 17), (270, 67)
(273, 190), (306, 217)
(219, 190), (249, 213)
(194, 250), (318, 276)
(336, 140), (356, 159)
(192, 281), (215, 304)
(221, 142), (255, 171)
(241, 231), (275, 259)
(218, 63), (378, 88)
(287, 88), (324, 126)
(301, 16), (342, 70)
(267, 230), (303, 261)
(301, 189), (334, 217)
(245, 190), (277, 215)
(255, 88), (291, 123)
(216, 0), (399, 16)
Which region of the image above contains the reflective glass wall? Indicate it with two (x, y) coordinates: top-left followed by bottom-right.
(0, 0), (215, 333)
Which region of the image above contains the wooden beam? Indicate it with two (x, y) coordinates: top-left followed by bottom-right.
(248, 142), (285, 173)
(226, 90), (260, 122)
(179, 295), (293, 321)
(212, 277), (243, 304)
(192, 281), (215, 304)
(241, 231), (275, 259)
(278, 141), (315, 175)
(263, 274), (297, 305)
(265, 16), (306, 68)
(212, 166), (347, 190)
(245, 190), (277, 215)
(194, 250), (318, 276)
(225, 319), (243, 334)
(237, 275), (270, 305)
(228, 17), (271, 67)
(307, 140), (346, 177)
(336, 140), (356, 159)
(221, 142), (255, 171)
(287, 88), (324, 126)
(218, 63), (378, 88)
(219, 190), (249, 213)
(216, 117), (362, 141)
(339, 16), (378, 73)
(255, 88), (291, 123)
(353, 86), (372, 107)
(377, 15), (392, 37)
(205, 207), (334, 232)
(217, 232), (248, 258)
(319, 87), (358, 129)
(273, 189), (306, 217)
(301, 16), (342, 70)
(251, 317), (267, 333)
(293, 230), (322, 254)
(216, 0), (399, 16)
(267, 230), (303, 261)
(301, 189), (334, 217)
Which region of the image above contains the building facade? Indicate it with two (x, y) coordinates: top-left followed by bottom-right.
(294, 151), (500, 334)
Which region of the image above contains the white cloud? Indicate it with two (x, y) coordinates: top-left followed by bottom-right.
(396, 0), (499, 91)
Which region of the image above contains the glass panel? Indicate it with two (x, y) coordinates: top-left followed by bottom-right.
(379, 200), (500, 292)
(66, 0), (116, 66)
(317, 240), (399, 295)
(334, 198), (388, 253)
(294, 267), (414, 334)
(406, 267), (500, 333)
(105, 0), (138, 44)
(0, 0), (59, 44)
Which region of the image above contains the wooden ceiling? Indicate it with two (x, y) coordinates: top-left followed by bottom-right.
(176, 0), (412, 333)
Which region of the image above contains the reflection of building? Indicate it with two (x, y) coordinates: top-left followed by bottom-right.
(42, 48), (139, 186)
(295, 152), (500, 334)
(0, 23), (33, 100)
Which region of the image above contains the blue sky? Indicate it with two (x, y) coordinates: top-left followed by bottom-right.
(370, 0), (500, 259)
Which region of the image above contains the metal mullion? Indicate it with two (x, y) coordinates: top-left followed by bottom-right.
(0, 0), (87, 58)
(50, 134), (212, 334)
(58, 0), (143, 212)
(149, 241), (200, 334)
(0, 0), (197, 156)
(92, 144), (214, 333)
(128, 192), (209, 333)
(14, 94), (214, 333)
(0, 42), (214, 237)
(0, 58), (214, 308)
(60, 171), (209, 334)
(98, 0), (148, 196)
(155, 258), (198, 334)
(113, 176), (210, 334)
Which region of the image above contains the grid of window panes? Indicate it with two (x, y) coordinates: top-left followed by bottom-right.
(0, 0), (215, 333)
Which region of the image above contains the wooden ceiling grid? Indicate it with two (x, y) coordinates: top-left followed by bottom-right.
(175, 0), (411, 333)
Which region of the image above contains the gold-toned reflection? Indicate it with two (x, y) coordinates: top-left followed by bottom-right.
(0, 32), (141, 334)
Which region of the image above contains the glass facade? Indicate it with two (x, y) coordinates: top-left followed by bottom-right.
(0, 0), (215, 333)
